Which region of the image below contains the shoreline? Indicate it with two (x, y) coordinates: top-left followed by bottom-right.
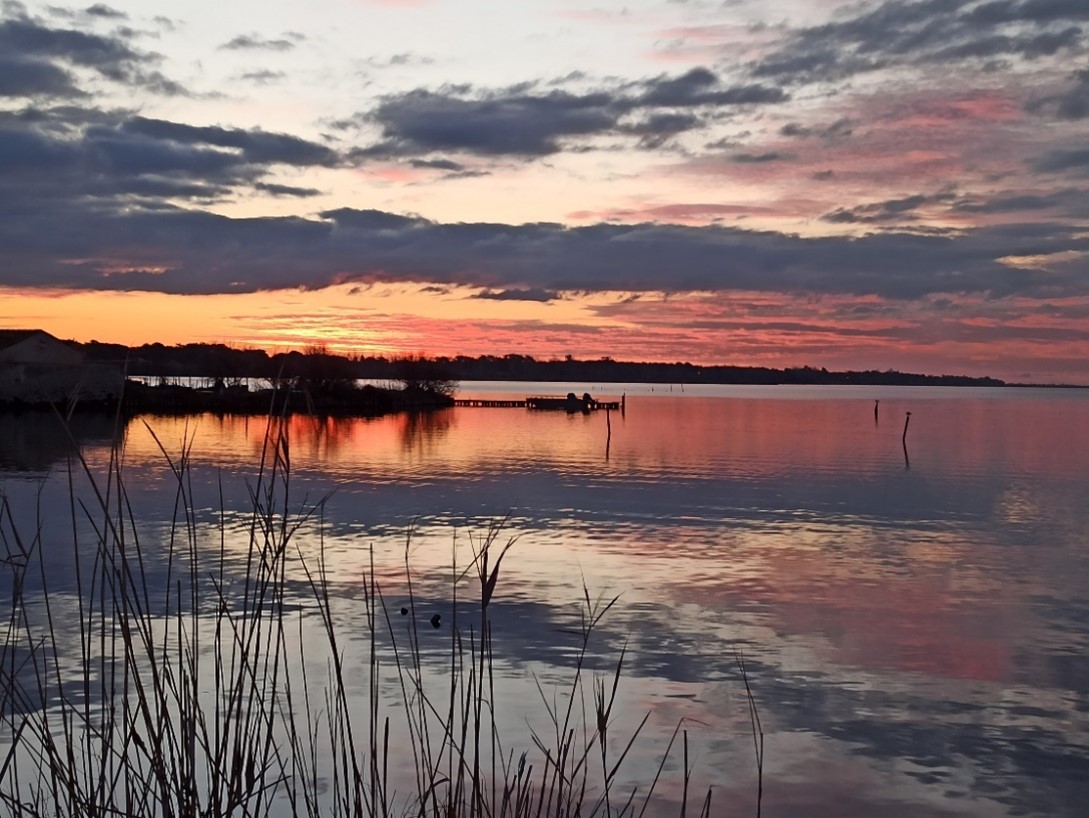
(0, 380), (456, 417)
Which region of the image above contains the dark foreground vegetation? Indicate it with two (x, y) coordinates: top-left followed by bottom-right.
(1, 345), (456, 415)
(122, 378), (454, 417)
(77, 340), (1006, 387)
(0, 414), (760, 817)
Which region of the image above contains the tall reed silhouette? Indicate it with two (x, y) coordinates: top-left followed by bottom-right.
(0, 407), (764, 817)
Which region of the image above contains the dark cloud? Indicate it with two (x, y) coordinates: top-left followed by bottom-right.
(0, 124), (77, 172)
(409, 158), (466, 171)
(1055, 69), (1089, 118)
(472, 288), (558, 303)
(84, 4), (126, 19)
(119, 117), (339, 167)
(953, 187), (1089, 216)
(969, 0), (1089, 25)
(136, 71), (190, 98)
(1033, 147), (1089, 173)
(220, 34), (297, 52)
(732, 151), (788, 163)
(824, 192), (958, 223)
(1027, 68), (1089, 119)
(638, 67), (786, 107)
(0, 16), (143, 78)
(0, 11), (186, 97)
(0, 108), (342, 214)
(1037, 300), (1089, 319)
(637, 66), (715, 105)
(361, 88), (618, 157)
(254, 182), (322, 197)
(780, 118), (856, 140)
(388, 52), (430, 66)
(753, 50), (886, 84)
(355, 69), (786, 159)
(3, 185), (1087, 300)
(752, 0), (1087, 85)
(627, 112), (701, 135)
(399, 161), (488, 182)
(83, 129), (247, 177)
(621, 112), (701, 149)
(320, 208), (418, 231)
(238, 69), (286, 84)
(931, 24), (1082, 60)
(0, 54), (81, 97)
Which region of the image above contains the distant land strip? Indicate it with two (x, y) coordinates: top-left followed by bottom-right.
(66, 340), (1045, 388)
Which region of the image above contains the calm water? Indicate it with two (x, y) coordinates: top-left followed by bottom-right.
(2, 384), (1087, 816)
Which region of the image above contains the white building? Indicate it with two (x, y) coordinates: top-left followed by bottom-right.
(0, 329), (123, 405)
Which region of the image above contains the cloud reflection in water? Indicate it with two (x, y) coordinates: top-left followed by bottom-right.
(1, 387), (1087, 816)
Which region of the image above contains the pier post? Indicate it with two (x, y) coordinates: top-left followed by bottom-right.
(902, 411), (912, 469)
(606, 406), (612, 459)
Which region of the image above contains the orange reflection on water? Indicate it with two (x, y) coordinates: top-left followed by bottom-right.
(7, 389), (1087, 818)
(108, 392), (1089, 692)
(118, 389), (1089, 487)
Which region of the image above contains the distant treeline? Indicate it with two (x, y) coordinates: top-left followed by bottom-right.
(76, 341), (1007, 387)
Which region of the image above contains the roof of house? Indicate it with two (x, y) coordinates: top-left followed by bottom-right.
(0, 329), (49, 350)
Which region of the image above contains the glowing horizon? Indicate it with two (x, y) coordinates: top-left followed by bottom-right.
(8, 282), (1088, 383)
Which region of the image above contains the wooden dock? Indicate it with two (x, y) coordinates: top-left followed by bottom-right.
(453, 398), (527, 408)
(453, 397), (622, 410)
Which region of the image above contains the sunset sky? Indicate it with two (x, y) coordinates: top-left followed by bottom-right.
(2, 0), (1088, 382)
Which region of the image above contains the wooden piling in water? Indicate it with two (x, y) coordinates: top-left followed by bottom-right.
(902, 411), (912, 469)
(605, 406), (612, 459)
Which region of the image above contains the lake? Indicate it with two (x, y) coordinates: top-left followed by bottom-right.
(1, 383), (1087, 817)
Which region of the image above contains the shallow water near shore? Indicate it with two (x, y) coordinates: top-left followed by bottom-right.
(2, 383), (1087, 816)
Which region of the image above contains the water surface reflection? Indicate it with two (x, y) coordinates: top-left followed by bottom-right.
(1, 387), (1086, 816)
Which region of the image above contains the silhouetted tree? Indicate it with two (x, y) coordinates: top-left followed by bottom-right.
(393, 354), (458, 397)
(291, 344), (359, 395)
